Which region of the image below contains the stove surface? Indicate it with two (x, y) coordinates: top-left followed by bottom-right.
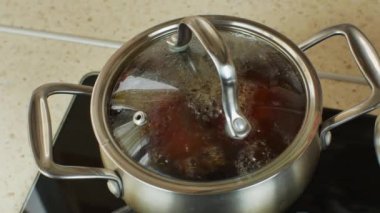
(22, 74), (380, 213)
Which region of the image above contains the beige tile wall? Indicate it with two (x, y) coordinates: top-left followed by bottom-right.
(0, 0), (379, 212)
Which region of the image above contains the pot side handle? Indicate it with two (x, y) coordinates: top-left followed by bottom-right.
(374, 116), (380, 166)
(299, 24), (380, 149)
(28, 83), (123, 197)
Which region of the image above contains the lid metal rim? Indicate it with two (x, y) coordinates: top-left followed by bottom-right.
(91, 15), (322, 194)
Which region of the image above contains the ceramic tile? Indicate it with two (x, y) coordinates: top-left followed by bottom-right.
(0, 33), (115, 213)
(1, 0), (379, 77)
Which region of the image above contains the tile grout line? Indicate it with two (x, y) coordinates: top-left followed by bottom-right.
(0, 24), (368, 86)
(317, 71), (366, 85)
(0, 25), (122, 49)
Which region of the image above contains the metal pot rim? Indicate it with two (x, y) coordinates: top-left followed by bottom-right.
(90, 15), (322, 194)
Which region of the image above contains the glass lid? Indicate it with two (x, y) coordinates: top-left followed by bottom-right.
(106, 17), (306, 181)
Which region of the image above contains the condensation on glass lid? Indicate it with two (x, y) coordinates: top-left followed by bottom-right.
(107, 30), (306, 181)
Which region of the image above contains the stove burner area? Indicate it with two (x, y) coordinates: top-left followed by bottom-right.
(21, 74), (380, 213)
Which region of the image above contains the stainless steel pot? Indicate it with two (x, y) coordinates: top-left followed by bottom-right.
(29, 15), (380, 212)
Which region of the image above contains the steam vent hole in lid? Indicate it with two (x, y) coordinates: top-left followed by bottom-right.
(107, 31), (306, 181)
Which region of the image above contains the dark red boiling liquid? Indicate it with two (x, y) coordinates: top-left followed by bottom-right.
(146, 71), (305, 181)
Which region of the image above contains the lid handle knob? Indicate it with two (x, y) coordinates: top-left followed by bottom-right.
(167, 16), (251, 139)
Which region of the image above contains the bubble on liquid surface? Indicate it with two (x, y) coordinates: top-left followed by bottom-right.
(235, 140), (275, 175)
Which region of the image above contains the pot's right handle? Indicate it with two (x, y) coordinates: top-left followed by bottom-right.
(28, 83), (123, 197)
(300, 24), (380, 148)
(374, 115), (380, 165)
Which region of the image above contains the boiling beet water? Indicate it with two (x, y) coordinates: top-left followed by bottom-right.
(144, 71), (305, 181)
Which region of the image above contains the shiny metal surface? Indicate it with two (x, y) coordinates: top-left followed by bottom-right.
(374, 115), (380, 166)
(92, 15), (322, 212)
(101, 137), (320, 213)
(300, 24), (380, 148)
(132, 111), (147, 126)
(28, 83), (123, 197)
(167, 16), (251, 139)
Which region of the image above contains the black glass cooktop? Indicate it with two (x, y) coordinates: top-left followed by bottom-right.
(22, 73), (380, 213)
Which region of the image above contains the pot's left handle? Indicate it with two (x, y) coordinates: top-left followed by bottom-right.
(28, 83), (123, 197)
